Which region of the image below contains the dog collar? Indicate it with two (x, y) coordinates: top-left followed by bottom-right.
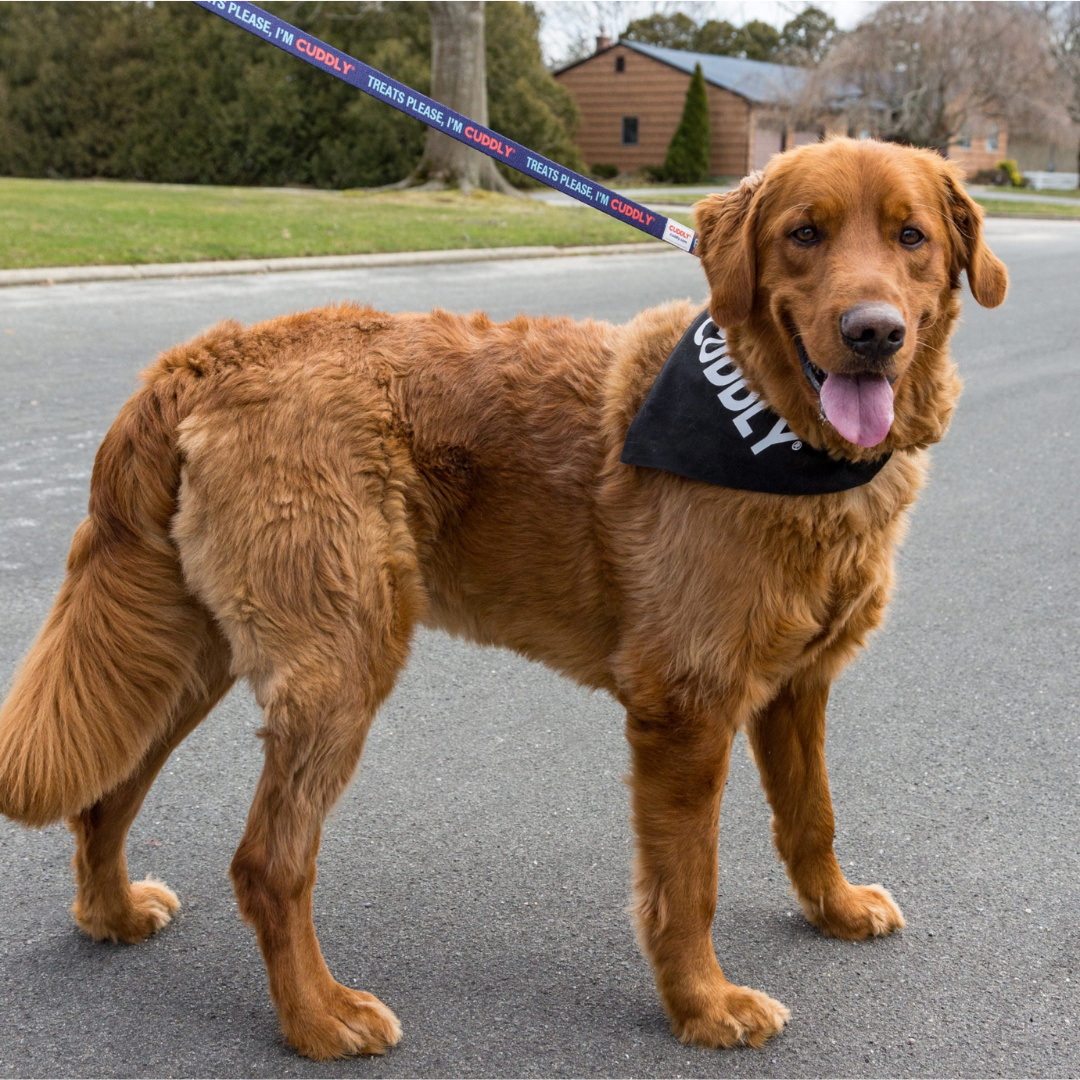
(620, 309), (890, 496)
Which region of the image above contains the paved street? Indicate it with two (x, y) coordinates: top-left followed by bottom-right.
(0, 221), (1077, 1078)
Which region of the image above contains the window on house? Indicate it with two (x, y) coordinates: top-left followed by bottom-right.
(986, 125), (999, 152)
(956, 130), (972, 150)
(622, 116), (639, 145)
(615, 55), (625, 72)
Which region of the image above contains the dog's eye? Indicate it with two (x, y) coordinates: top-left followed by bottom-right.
(791, 225), (819, 245)
(899, 227), (925, 247)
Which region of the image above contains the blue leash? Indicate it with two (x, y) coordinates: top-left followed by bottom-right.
(194, 1), (699, 255)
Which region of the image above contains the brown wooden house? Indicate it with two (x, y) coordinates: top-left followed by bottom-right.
(556, 41), (1011, 181)
(554, 41), (830, 179)
(946, 117), (1009, 175)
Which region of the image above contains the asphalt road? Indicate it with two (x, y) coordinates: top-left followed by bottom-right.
(0, 222), (1077, 1078)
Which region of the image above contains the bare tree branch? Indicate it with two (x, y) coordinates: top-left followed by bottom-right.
(801, 2), (1061, 152)
(1040, 0), (1080, 175)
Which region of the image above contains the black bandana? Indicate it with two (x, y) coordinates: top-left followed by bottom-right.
(620, 310), (890, 496)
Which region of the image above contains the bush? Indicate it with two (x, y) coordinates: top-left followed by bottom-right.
(0, 0), (582, 189)
(591, 163), (619, 180)
(662, 64), (710, 184)
(997, 159), (1024, 188)
(0, 2), (432, 188)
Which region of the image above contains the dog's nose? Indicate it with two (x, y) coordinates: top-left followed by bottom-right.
(840, 303), (906, 362)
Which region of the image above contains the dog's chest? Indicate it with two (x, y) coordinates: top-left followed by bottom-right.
(750, 496), (909, 681)
(625, 479), (914, 705)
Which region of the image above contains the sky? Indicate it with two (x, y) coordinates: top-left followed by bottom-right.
(535, 1), (880, 67)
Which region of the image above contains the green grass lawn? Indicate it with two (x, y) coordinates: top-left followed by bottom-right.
(8, 175), (1068, 273)
(0, 177), (692, 270)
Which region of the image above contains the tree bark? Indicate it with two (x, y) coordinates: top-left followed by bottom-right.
(407, 1), (516, 193)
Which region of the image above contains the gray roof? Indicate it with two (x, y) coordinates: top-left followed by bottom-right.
(619, 41), (806, 105)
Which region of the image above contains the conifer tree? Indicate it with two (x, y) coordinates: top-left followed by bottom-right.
(662, 64), (710, 184)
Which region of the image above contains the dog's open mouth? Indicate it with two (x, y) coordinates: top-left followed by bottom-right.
(794, 334), (894, 450)
(796, 336), (826, 395)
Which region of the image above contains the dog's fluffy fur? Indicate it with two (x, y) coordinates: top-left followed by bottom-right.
(0, 139), (1006, 1058)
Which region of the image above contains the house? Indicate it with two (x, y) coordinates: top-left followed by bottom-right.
(554, 40), (835, 178)
(555, 40), (1009, 180)
(1003, 129), (1077, 177)
(946, 116), (1009, 175)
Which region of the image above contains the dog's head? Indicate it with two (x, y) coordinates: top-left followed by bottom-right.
(693, 138), (1007, 458)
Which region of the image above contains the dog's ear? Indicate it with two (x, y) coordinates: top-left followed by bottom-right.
(941, 166), (1008, 309)
(693, 171), (764, 327)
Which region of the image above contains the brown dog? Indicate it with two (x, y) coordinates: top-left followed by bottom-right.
(0, 138), (1006, 1058)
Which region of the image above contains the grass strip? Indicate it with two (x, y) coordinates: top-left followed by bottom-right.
(973, 197), (1080, 218)
(0, 178), (689, 270)
(649, 193), (722, 206)
(636, 190), (1080, 220)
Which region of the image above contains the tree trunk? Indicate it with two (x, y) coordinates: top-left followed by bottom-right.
(408, 1), (516, 193)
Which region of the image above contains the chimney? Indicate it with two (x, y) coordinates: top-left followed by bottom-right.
(595, 33), (612, 52)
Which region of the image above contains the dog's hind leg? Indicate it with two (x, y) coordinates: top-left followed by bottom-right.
(172, 377), (423, 1058)
(68, 623), (234, 943)
(229, 632), (407, 1061)
(748, 675), (905, 940)
(222, 569), (413, 1060)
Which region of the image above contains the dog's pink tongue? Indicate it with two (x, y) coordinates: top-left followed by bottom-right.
(819, 373), (894, 448)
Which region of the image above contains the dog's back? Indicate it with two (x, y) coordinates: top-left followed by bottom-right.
(0, 297), (665, 829)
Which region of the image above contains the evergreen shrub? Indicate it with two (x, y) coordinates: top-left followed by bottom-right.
(662, 64), (710, 184)
(0, 0), (581, 189)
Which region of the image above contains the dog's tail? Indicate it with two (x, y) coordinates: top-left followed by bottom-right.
(0, 369), (214, 827)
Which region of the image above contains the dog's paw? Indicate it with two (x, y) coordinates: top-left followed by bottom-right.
(800, 882), (905, 940)
(128, 877), (181, 936)
(283, 985), (402, 1060)
(72, 876), (180, 943)
(670, 983), (790, 1049)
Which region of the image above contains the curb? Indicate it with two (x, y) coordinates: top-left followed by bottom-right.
(0, 242), (671, 288)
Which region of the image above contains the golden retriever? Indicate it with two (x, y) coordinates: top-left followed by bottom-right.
(0, 138), (1007, 1058)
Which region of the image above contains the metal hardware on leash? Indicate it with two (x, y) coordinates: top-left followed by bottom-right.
(193, 0), (699, 255)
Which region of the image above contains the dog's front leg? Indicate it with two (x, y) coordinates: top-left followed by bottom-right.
(625, 709), (789, 1048)
(748, 676), (905, 939)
